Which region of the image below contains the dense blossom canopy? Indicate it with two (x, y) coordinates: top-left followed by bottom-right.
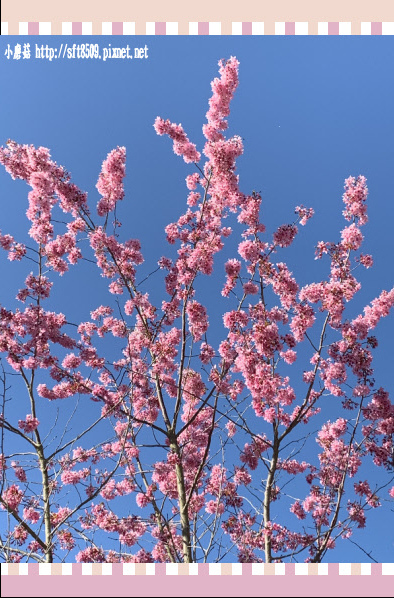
(0, 57), (393, 564)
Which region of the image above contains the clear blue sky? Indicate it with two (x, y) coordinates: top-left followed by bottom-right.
(0, 36), (393, 563)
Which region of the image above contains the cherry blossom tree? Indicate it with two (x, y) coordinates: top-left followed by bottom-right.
(0, 57), (393, 565)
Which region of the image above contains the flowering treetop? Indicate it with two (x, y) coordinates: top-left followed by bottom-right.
(0, 57), (393, 565)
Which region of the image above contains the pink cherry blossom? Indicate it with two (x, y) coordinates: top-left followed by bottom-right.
(273, 224), (298, 248)
(154, 118), (200, 163)
(96, 147), (126, 216)
(18, 415), (40, 433)
(0, 57), (392, 566)
(1, 485), (24, 511)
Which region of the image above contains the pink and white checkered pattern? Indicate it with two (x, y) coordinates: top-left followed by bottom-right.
(62, 22), (93, 35)
(361, 22), (394, 34)
(317, 22), (351, 34)
(1, 563), (393, 576)
(231, 22), (264, 35)
(146, 22), (178, 34)
(18, 22), (52, 34)
(1, 21), (394, 35)
(61, 22), (92, 35)
(101, 22), (135, 35)
(189, 22), (221, 35)
(274, 22), (308, 34)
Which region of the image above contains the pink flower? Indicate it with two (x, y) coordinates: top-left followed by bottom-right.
(359, 254), (373, 268)
(187, 192), (200, 207)
(280, 349), (297, 364)
(240, 437), (269, 470)
(341, 223), (363, 250)
(91, 305), (113, 320)
(203, 57), (240, 142)
(62, 353), (82, 369)
(243, 282), (259, 295)
(100, 479), (117, 500)
(318, 419), (347, 446)
(61, 468), (89, 485)
(295, 205), (314, 226)
(199, 342), (215, 364)
(12, 525), (28, 545)
(0, 232), (27, 262)
(205, 500), (225, 515)
(1, 485), (23, 511)
(226, 421), (236, 438)
(290, 500), (307, 520)
(347, 502), (366, 528)
(238, 240), (260, 263)
(186, 301), (208, 341)
(223, 310), (248, 330)
(57, 530), (76, 551)
(0, 232), (13, 250)
(51, 507), (72, 526)
(96, 147), (126, 216)
(154, 118), (201, 163)
(76, 546), (106, 563)
(186, 173), (200, 190)
(225, 259), (241, 277)
(273, 224), (298, 248)
(18, 415), (39, 433)
(136, 493), (150, 508)
(23, 507), (40, 524)
(342, 175), (368, 225)
(1, 59), (393, 565)
(12, 464), (27, 482)
(234, 467), (251, 486)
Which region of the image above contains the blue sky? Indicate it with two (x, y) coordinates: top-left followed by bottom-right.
(0, 36), (393, 563)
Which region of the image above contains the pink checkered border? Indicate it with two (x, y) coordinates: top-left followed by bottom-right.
(1, 563), (394, 576)
(1, 21), (393, 35)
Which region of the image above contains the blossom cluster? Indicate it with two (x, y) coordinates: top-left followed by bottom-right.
(0, 57), (393, 565)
